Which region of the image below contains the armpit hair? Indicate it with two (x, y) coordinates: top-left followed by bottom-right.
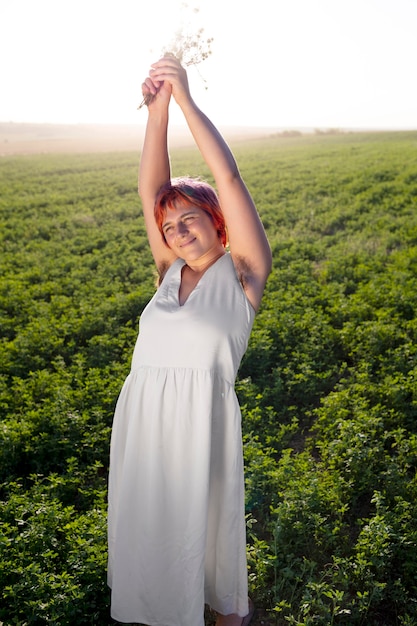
(157, 260), (171, 286)
(233, 255), (253, 289)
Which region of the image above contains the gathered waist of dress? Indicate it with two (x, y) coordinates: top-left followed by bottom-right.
(128, 363), (237, 388)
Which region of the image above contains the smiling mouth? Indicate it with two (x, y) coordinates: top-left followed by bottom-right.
(180, 237), (196, 247)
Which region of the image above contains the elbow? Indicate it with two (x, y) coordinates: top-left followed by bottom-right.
(267, 244), (273, 273)
(264, 250), (273, 282)
(262, 243), (273, 281)
(137, 180), (143, 200)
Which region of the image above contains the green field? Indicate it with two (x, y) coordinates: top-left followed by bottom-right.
(1, 131), (417, 625)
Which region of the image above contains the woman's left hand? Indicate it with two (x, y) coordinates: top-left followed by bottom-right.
(149, 56), (192, 107)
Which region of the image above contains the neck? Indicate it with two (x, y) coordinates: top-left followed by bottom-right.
(186, 249), (225, 274)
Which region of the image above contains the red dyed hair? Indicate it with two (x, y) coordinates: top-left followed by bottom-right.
(154, 177), (227, 247)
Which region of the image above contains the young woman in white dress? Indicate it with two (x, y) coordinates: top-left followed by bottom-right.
(107, 56), (272, 626)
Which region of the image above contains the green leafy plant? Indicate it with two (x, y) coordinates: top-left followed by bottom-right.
(1, 131), (417, 624)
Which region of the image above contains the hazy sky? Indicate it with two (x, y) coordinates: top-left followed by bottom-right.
(1, 0), (416, 129)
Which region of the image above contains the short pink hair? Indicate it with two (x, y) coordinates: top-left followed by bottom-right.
(154, 177), (227, 247)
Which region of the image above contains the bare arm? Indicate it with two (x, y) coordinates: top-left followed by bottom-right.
(149, 57), (272, 310)
(138, 74), (177, 273)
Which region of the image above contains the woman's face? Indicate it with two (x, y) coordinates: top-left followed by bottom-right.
(162, 204), (223, 262)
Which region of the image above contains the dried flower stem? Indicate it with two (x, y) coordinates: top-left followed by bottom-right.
(138, 7), (213, 110)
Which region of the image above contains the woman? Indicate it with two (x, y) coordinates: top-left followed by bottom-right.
(107, 56), (272, 626)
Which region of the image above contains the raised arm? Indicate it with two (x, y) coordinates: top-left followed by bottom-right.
(148, 57), (272, 310)
(138, 71), (177, 273)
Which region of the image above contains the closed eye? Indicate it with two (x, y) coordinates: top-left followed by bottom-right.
(162, 210), (200, 235)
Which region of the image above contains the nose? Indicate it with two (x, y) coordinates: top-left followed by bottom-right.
(175, 221), (189, 237)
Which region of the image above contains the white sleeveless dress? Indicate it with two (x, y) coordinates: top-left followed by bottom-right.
(107, 253), (255, 626)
